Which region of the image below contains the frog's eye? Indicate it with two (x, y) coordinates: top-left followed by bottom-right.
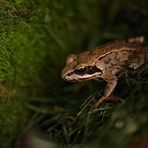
(75, 66), (102, 75)
(75, 67), (87, 75)
(86, 66), (102, 74)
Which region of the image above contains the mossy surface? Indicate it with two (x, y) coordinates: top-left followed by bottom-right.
(0, 0), (100, 147)
(0, 0), (148, 148)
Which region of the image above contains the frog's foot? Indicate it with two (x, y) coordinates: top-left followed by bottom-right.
(129, 63), (140, 70)
(95, 95), (123, 107)
(95, 97), (106, 107)
(137, 63), (148, 77)
(129, 62), (148, 75)
(128, 36), (144, 45)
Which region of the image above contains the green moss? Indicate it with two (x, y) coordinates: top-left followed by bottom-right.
(0, 97), (28, 148)
(0, 0), (101, 147)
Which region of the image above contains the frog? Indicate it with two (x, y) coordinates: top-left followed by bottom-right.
(61, 36), (148, 107)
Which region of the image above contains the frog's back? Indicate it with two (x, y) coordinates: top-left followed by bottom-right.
(77, 40), (138, 65)
(91, 40), (136, 59)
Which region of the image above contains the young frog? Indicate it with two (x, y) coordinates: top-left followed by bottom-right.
(61, 37), (148, 107)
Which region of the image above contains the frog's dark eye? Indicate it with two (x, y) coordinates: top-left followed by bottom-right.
(75, 67), (88, 75)
(75, 66), (102, 75)
(86, 66), (102, 74)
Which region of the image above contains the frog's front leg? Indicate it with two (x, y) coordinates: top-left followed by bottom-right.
(95, 73), (118, 107)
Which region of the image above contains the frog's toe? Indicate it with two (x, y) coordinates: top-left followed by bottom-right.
(129, 63), (139, 69)
(109, 95), (123, 102)
(95, 97), (107, 107)
(95, 95), (123, 107)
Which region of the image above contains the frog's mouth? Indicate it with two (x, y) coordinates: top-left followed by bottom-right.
(64, 73), (102, 82)
(64, 66), (103, 82)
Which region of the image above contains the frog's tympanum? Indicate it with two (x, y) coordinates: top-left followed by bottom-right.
(61, 37), (148, 107)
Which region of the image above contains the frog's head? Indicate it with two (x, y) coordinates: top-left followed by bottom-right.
(61, 54), (104, 82)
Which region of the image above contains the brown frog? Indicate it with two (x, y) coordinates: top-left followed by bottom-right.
(61, 37), (148, 107)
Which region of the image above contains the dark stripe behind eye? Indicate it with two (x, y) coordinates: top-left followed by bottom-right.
(87, 66), (102, 74)
(75, 66), (102, 75)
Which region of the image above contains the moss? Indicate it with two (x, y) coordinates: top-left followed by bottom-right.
(0, 97), (28, 148)
(0, 0), (101, 147)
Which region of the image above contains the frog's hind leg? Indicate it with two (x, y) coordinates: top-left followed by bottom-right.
(128, 47), (147, 70)
(127, 36), (144, 45)
(134, 62), (148, 76)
